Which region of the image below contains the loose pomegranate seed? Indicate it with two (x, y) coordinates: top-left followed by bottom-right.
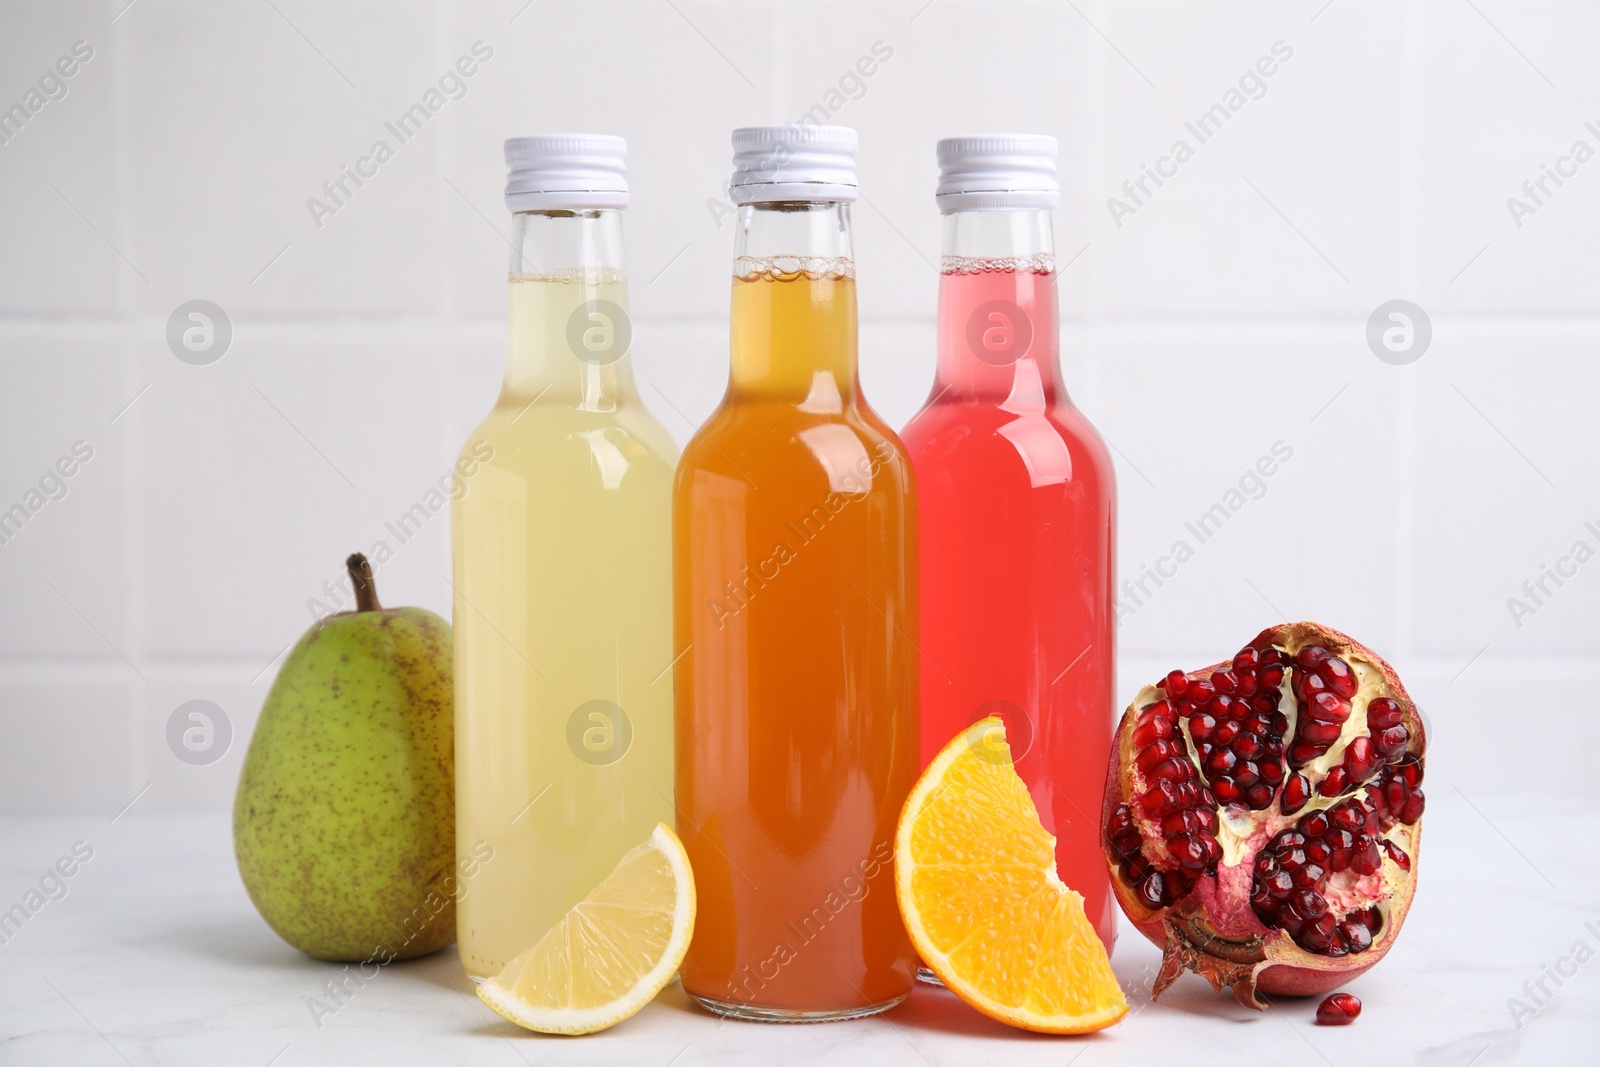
(1316, 993), (1361, 1025)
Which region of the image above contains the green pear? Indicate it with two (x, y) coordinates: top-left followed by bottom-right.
(233, 553), (456, 962)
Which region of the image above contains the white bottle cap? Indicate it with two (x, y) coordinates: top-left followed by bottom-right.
(935, 134), (1060, 213)
(504, 134), (628, 212)
(730, 125), (858, 204)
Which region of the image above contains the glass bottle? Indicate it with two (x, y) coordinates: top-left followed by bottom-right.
(674, 125), (919, 1020)
(900, 135), (1117, 956)
(452, 135), (678, 980)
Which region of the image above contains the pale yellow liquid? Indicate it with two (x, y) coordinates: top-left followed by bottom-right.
(452, 273), (678, 979)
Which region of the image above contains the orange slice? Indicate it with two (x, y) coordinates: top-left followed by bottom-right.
(895, 717), (1128, 1034)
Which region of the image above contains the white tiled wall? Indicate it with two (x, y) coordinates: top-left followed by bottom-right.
(2, 0), (1594, 813)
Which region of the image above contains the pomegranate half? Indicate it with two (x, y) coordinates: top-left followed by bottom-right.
(1101, 622), (1425, 1009)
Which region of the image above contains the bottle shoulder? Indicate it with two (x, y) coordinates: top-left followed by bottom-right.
(459, 401), (679, 486)
(677, 400), (913, 501)
(903, 397), (1115, 494)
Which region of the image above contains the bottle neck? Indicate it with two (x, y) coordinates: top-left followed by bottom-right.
(728, 202), (858, 406)
(935, 209), (1062, 409)
(504, 209), (638, 410)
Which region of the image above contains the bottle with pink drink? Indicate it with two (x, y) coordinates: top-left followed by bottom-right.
(900, 135), (1117, 958)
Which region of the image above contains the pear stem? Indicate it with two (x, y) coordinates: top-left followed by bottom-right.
(346, 553), (381, 613)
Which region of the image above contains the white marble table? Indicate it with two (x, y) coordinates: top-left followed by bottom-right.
(2, 792), (1594, 1065)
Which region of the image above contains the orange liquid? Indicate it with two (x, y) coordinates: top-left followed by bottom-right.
(674, 268), (919, 1016)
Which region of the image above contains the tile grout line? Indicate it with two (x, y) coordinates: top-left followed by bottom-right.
(111, 0), (151, 809)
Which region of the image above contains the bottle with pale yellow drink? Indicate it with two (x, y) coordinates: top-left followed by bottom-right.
(451, 135), (678, 980)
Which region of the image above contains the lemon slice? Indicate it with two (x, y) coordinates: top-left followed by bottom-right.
(476, 822), (696, 1035)
(896, 718), (1128, 1034)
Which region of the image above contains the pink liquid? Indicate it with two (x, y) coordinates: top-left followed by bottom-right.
(900, 265), (1117, 951)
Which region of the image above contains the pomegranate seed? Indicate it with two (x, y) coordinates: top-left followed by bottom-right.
(1200, 837), (1222, 865)
(1270, 711), (1290, 734)
(1206, 749), (1238, 777)
(1296, 645), (1331, 671)
(1235, 760), (1261, 786)
(1330, 804), (1362, 832)
(1124, 855), (1151, 882)
(1261, 665), (1285, 686)
(1212, 670), (1239, 695)
(1197, 786), (1217, 808)
(1281, 774), (1311, 814)
(1300, 913), (1336, 952)
(1396, 755), (1423, 788)
(1233, 648), (1259, 672)
(1306, 840), (1332, 864)
(1259, 646), (1285, 665)
(1288, 740), (1324, 767)
(1245, 783), (1274, 808)
(1319, 656), (1358, 698)
(1148, 759), (1190, 782)
(1291, 862), (1326, 888)
(1139, 780), (1182, 817)
(1138, 699), (1175, 725)
(1237, 674), (1259, 697)
(1366, 697), (1403, 729)
(1136, 871), (1168, 909)
(1383, 777), (1407, 813)
(1213, 720), (1242, 746)
(1342, 736), (1375, 781)
(1164, 669), (1189, 696)
(1256, 852), (1278, 876)
(1186, 681), (1216, 705)
(1172, 835), (1209, 870)
(1338, 921), (1373, 953)
(1362, 782), (1386, 815)
(1189, 713), (1217, 741)
(1175, 781), (1202, 807)
(1306, 692), (1352, 724)
(1381, 838), (1410, 870)
(1300, 718), (1344, 745)
(1291, 888), (1328, 919)
(1316, 993), (1361, 1026)
(1132, 717), (1173, 748)
(1351, 835), (1382, 875)
(1194, 807), (1219, 833)
(1260, 761), (1285, 785)
(1234, 733), (1264, 760)
(1212, 777), (1241, 803)
(1137, 740), (1181, 771)
(1262, 869), (1293, 898)
(1399, 790), (1425, 824)
(1374, 724), (1410, 760)
(1318, 767), (1348, 797)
